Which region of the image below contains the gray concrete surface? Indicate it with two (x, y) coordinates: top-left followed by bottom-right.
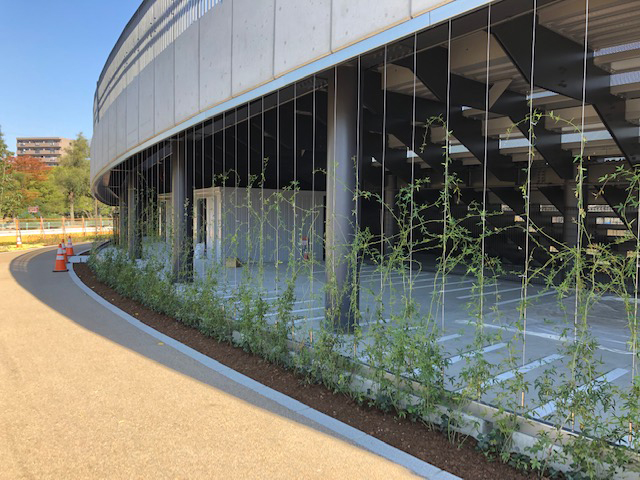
(0, 245), (443, 479)
(172, 247), (636, 428)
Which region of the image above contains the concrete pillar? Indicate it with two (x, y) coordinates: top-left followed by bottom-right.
(118, 185), (127, 247)
(383, 173), (398, 250)
(171, 138), (194, 282)
(325, 66), (360, 330)
(127, 173), (141, 259)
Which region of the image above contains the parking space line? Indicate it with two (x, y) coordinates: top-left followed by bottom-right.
(495, 290), (557, 305)
(437, 333), (462, 343)
(266, 306), (324, 316)
(457, 286), (521, 299)
(491, 354), (564, 384)
(453, 320), (633, 355)
(293, 316), (325, 325)
(448, 342), (507, 365)
(439, 283), (495, 294)
(529, 368), (629, 419)
(412, 279), (475, 290)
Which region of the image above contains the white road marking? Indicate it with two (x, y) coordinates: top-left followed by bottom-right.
(530, 368), (629, 419)
(490, 354), (564, 385)
(448, 342), (507, 365)
(437, 333), (462, 343)
(412, 342), (507, 377)
(412, 279), (475, 290)
(453, 320), (633, 356)
(266, 306), (324, 316)
(495, 290), (557, 305)
(457, 286), (522, 299)
(439, 283), (496, 294)
(293, 316), (325, 325)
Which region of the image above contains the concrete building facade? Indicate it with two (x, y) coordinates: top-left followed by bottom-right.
(17, 137), (72, 166)
(89, 1), (640, 450)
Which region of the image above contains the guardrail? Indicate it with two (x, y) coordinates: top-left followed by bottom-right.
(0, 217), (115, 239)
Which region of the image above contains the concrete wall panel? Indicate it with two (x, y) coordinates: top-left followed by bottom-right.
(175, 20), (200, 123)
(199, 0), (233, 110)
(115, 92), (127, 159)
(138, 61), (155, 143)
(154, 44), (175, 135)
(331, 0), (411, 51)
(90, 130), (98, 181)
(232, 0), (276, 95)
(411, 0), (454, 17)
(274, 0), (331, 76)
(100, 120), (107, 177)
(92, 0), (476, 197)
(107, 105), (116, 166)
(126, 76), (139, 150)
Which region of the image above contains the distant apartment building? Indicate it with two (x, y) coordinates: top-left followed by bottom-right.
(16, 137), (72, 166)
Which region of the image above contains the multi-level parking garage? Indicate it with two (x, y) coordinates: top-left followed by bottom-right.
(92, 0), (640, 456)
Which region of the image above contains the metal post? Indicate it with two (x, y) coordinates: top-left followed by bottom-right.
(171, 138), (194, 282)
(325, 65), (360, 330)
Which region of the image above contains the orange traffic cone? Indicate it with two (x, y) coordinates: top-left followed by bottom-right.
(16, 233), (22, 248)
(60, 243), (68, 264)
(53, 245), (68, 272)
(66, 237), (75, 257)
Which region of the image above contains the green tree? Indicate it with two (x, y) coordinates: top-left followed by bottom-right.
(0, 126), (21, 218)
(51, 132), (90, 219)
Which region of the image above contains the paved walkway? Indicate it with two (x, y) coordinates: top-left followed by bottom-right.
(0, 246), (446, 479)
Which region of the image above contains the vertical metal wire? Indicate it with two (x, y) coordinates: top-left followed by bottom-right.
(202, 120), (205, 261)
(480, 6), (491, 330)
(234, 111), (238, 286)
(441, 19), (452, 333)
(575, 0), (590, 342)
(222, 111), (226, 279)
(260, 96), (265, 289)
(193, 126), (197, 277)
(633, 175), (640, 446)
(294, 82), (298, 280)
(310, 75), (317, 328)
(276, 90), (281, 293)
(520, 0), (537, 408)
(381, 46), (388, 294)
(410, 34), (417, 302)
(212, 115), (216, 263)
(248, 102), (252, 273)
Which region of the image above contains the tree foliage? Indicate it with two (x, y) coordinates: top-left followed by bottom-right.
(50, 133), (91, 219)
(0, 127), (21, 218)
(0, 129), (99, 218)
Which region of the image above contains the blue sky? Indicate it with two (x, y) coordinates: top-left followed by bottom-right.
(0, 0), (141, 152)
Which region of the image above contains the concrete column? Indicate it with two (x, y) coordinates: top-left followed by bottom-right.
(383, 173), (398, 250)
(118, 185), (127, 247)
(127, 173), (141, 259)
(171, 139), (194, 282)
(325, 66), (360, 330)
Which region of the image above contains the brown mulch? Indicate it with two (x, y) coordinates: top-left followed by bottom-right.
(74, 262), (545, 480)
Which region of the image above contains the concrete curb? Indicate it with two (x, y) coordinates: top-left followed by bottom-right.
(67, 255), (460, 480)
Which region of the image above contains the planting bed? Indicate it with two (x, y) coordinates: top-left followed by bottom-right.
(73, 262), (557, 479)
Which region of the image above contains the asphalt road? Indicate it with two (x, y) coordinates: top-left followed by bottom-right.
(0, 246), (418, 479)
